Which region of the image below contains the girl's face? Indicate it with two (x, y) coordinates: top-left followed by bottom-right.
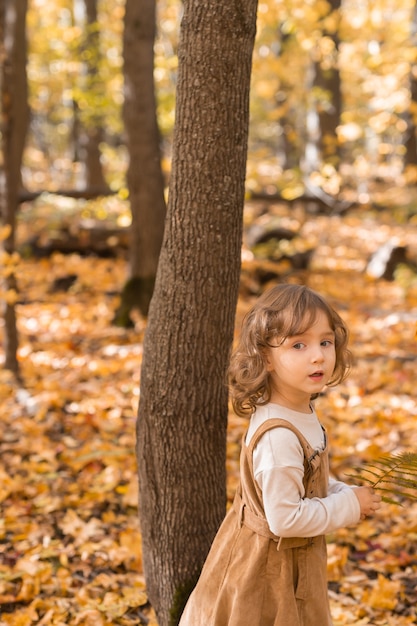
(265, 310), (336, 413)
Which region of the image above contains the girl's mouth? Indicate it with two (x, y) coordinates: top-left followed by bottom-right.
(309, 371), (324, 380)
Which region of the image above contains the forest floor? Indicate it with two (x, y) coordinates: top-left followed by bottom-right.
(1, 196), (417, 625)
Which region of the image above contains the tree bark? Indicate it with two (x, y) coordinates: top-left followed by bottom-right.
(0, 0), (29, 376)
(120, 0), (166, 320)
(405, 1), (417, 167)
(72, 0), (110, 189)
(314, 0), (342, 165)
(136, 0), (258, 624)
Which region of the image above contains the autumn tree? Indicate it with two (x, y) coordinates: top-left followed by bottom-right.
(114, 0), (167, 325)
(405, 0), (417, 168)
(0, 0), (29, 375)
(314, 0), (342, 165)
(72, 0), (110, 191)
(136, 0), (258, 623)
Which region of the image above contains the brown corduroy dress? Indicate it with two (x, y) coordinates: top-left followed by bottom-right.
(179, 418), (333, 626)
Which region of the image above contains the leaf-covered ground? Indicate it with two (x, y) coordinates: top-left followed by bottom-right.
(1, 202), (417, 625)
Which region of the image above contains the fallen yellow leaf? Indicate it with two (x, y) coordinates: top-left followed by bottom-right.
(363, 573), (401, 610)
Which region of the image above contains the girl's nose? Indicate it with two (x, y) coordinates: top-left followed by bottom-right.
(312, 347), (325, 362)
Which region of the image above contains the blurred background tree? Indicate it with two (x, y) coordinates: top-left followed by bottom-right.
(17, 0), (417, 201)
(0, 0), (29, 376)
(2, 0), (417, 374)
(2, 0), (416, 374)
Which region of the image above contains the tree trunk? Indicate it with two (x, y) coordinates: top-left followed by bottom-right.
(119, 0), (166, 322)
(73, 0), (110, 190)
(78, 124), (109, 189)
(405, 1), (417, 167)
(136, 0), (258, 624)
(314, 0), (342, 165)
(0, 0), (29, 376)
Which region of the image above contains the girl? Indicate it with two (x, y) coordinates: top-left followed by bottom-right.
(179, 284), (381, 626)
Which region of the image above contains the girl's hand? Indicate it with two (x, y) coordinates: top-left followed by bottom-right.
(354, 486), (382, 520)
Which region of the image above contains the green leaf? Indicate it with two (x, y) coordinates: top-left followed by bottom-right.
(346, 452), (417, 504)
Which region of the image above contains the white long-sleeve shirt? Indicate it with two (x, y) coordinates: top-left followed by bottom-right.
(246, 403), (361, 538)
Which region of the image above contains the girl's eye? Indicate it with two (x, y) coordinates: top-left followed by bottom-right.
(321, 340), (333, 347)
(293, 342), (304, 350)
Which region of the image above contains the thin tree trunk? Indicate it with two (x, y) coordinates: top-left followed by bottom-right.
(136, 0), (258, 624)
(73, 0), (110, 190)
(0, 0), (29, 376)
(118, 0), (167, 323)
(405, 1), (417, 167)
(313, 0), (342, 165)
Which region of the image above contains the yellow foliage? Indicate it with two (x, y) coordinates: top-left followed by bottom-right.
(0, 224), (12, 241)
(281, 184), (304, 201)
(327, 544), (349, 581)
(0, 611), (34, 626)
(0, 251), (20, 266)
(122, 585), (148, 607)
(0, 288), (19, 305)
(0, 468), (15, 503)
(363, 573), (401, 611)
(1, 205), (416, 626)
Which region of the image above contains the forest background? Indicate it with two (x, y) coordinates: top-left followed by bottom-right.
(1, 0), (417, 625)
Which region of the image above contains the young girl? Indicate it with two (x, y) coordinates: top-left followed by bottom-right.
(179, 284), (381, 626)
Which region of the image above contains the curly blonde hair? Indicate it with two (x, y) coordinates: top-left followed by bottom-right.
(228, 284), (351, 417)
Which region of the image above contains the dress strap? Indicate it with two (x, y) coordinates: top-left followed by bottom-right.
(233, 490), (279, 540)
(233, 489), (313, 550)
(247, 416), (316, 457)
